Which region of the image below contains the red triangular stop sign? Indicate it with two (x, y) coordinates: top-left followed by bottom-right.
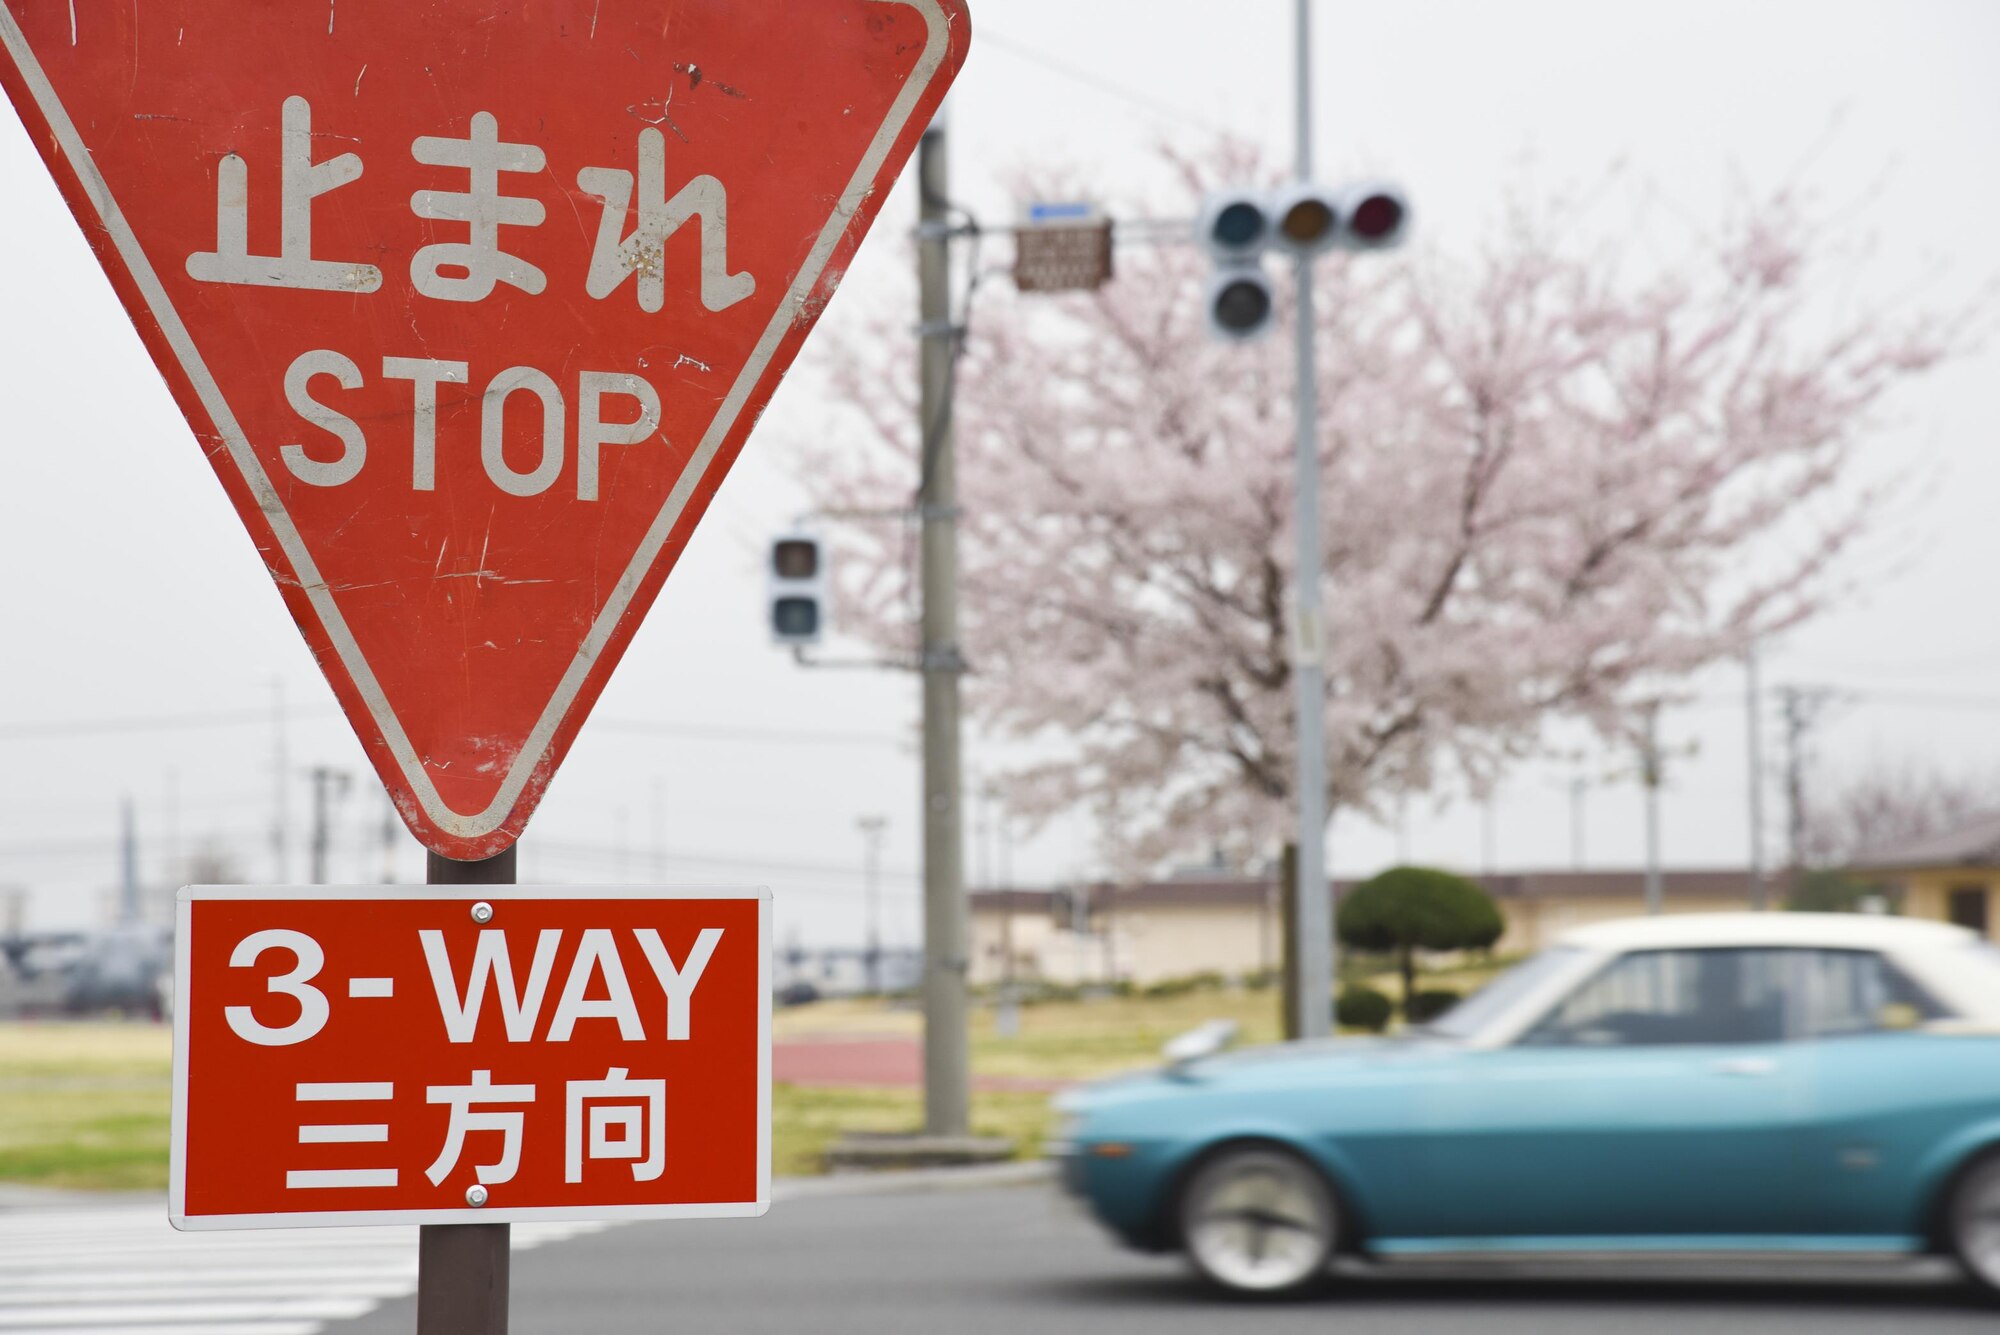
(1, 1), (967, 859)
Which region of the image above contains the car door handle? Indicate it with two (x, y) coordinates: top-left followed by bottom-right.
(1712, 1057), (1777, 1077)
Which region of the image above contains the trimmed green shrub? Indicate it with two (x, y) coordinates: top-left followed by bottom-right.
(1336, 985), (1394, 1033)
(1405, 989), (1462, 1024)
(1337, 866), (1504, 1009)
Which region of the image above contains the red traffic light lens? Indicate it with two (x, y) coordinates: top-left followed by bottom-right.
(772, 539), (819, 580)
(1349, 193), (1406, 243)
(1280, 198), (1338, 247)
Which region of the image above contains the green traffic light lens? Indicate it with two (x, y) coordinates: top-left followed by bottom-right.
(774, 597), (820, 638)
(1212, 201), (1267, 251)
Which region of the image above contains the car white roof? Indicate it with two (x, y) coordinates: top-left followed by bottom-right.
(1557, 911), (1976, 954)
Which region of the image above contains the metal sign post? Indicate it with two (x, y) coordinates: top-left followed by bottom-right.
(420, 848), (517, 1335)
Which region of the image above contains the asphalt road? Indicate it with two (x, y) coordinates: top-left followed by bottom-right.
(326, 1180), (2000, 1335)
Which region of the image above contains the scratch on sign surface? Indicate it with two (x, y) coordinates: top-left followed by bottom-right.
(590, 0), (600, 39)
(67, 0), (76, 45)
(328, 0), (336, 36)
(355, 64), (368, 97)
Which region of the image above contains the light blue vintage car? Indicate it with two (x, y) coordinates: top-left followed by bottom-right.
(1053, 913), (2000, 1295)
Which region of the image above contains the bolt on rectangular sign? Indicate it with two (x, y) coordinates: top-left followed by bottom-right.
(171, 887), (768, 1230)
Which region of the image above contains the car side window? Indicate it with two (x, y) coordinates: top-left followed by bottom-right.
(1799, 949), (1949, 1038)
(1520, 948), (1791, 1047)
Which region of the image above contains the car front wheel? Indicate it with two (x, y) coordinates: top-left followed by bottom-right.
(1178, 1145), (1337, 1296)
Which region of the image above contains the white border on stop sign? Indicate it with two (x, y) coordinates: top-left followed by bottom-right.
(169, 884), (772, 1231)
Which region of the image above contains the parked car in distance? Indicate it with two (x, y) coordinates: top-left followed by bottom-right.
(1053, 913), (2000, 1296)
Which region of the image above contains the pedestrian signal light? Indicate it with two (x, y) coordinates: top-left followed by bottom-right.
(768, 532), (825, 646)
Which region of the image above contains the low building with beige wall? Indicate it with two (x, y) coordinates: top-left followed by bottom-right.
(1852, 815), (2000, 939)
(970, 868), (1775, 987)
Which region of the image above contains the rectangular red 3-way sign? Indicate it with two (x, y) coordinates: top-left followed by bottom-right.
(171, 887), (768, 1230)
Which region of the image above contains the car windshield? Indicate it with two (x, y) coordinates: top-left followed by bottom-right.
(1420, 946), (1584, 1041)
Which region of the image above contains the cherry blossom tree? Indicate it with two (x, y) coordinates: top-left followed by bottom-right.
(801, 151), (1974, 867)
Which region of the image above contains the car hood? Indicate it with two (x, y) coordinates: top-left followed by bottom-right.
(1058, 1033), (1457, 1111)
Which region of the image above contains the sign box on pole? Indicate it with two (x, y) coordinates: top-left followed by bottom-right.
(0, 1), (970, 861)
(171, 886), (768, 1229)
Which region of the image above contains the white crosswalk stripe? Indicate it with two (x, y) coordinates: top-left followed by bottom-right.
(0, 1203), (607, 1334)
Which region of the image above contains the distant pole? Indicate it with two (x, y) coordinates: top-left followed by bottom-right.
(163, 767), (180, 894)
(118, 796), (140, 926)
(858, 815), (887, 993)
(270, 678), (289, 882)
(306, 767), (348, 887)
(1642, 705), (1663, 915)
(1746, 646), (1768, 910)
(1288, 0), (1334, 1042)
(1780, 686), (1830, 876)
(379, 792), (399, 885)
(651, 777), (668, 883)
(917, 105), (971, 1137)
(1570, 776), (1587, 870)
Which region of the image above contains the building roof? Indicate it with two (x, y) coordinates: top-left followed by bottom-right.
(1851, 812), (2000, 871)
(969, 868), (1779, 912)
(1560, 911), (1973, 953)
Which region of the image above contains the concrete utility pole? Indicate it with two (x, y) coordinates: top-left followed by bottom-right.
(1746, 646), (1768, 909)
(270, 678), (289, 883)
(1642, 704), (1664, 914)
(1288, 0), (1335, 1040)
(1781, 685), (1832, 873)
(917, 108), (970, 1137)
(118, 796), (140, 926)
(306, 766), (349, 887)
(858, 815), (887, 994)
(1570, 776), (1588, 870)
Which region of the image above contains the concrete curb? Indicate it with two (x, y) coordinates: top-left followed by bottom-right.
(0, 1161), (1057, 1214)
(775, 1159), (1054, 1200)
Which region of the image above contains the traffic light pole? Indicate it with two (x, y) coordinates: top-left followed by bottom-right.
(1289, 0), (1335, 1040)
(418, 846), (516, 1335)
(917, 111), (971, 1137)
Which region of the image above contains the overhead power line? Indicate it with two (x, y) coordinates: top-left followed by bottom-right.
(977, 27), (1232, 136)
(0, 707), (337, 740)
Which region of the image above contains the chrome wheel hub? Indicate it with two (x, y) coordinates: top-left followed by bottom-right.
(1185, 1153), (1331, 1293)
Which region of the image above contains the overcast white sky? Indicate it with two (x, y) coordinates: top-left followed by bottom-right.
(3, 0), (1998, 944)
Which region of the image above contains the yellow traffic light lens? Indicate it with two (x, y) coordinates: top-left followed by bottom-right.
(1281, 198), (1337, 246)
